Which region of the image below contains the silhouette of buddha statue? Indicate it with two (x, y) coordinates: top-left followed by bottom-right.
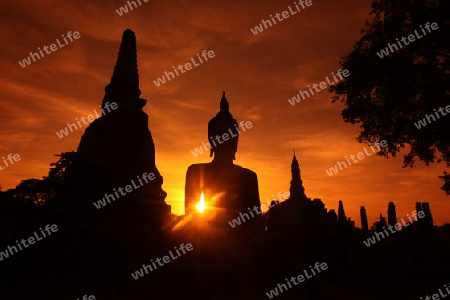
(185, 92), (262, 230)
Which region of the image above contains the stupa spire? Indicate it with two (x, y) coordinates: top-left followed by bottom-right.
(292, 148), (299, 167)
(291, 149), (300, 180)
(102, 29), (145, 109)
(290, 150), (306, 199)
(220, 91), (229, 112)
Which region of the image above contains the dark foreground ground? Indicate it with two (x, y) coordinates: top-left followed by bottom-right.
(1, 217), (449, 300)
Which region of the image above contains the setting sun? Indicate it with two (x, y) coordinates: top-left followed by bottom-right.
(196, 191), (205, 213)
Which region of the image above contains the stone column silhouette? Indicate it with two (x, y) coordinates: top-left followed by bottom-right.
(337, 200), (346, 222)
(387, 202), (397, 227)
(360, 206), (369, 232)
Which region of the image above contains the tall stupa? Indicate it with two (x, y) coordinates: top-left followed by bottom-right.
(61, 29), (171, 227)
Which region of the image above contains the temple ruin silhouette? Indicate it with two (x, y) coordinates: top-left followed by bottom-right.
(2, 27), (449, 300)
(266, 152), (355, 236)
(40, 30), (174, 280)
(60, 29), (171, 229)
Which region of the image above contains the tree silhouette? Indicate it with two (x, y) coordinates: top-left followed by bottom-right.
(13, 179), (51, 207)
(6, 152), (78, 207)
(45, 151), (77, 190)
(331, 0), (450, 193)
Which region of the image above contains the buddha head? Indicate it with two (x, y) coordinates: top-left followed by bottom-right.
(208, 92), (239, 164)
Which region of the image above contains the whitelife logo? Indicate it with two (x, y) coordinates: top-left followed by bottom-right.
(0, 224), (58, 261)
(115, 0), (149, 16)
(363, 210), (425, 247)
(288, 69), (350, 106)
(190, 121), (253, 157)
(376, 22), (439, 59)
(18, 31), (81, 68)
(420, 283), (450, 300)
(413, 105), (450, 129)
(265, 262), (328, 298)
(131, 243), (193, 280)
(76, 295), (95, 300)
(0, 153), (21, 171)
(228, 192), (288, 228)
(250, 0), (313, 35)
(153, 50), (215, 87)
(55, 102), (118, 139)
(325, 140), (388, 176)
(93, 172), (156, 209)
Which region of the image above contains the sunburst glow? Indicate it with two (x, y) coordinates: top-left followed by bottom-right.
(196, 191), (205, 213)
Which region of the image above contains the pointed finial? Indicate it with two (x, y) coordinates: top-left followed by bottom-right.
(292, 147), (299, 165)
(220, 91), (229, 112)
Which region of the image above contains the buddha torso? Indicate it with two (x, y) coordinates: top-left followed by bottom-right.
(184, 92), (262, 230)
(185, 162), (261, 227)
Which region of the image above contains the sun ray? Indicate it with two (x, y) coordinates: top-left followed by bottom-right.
(196, 191), (205, 213)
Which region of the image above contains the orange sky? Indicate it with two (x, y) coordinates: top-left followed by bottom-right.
(1, 0), (448, 227)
